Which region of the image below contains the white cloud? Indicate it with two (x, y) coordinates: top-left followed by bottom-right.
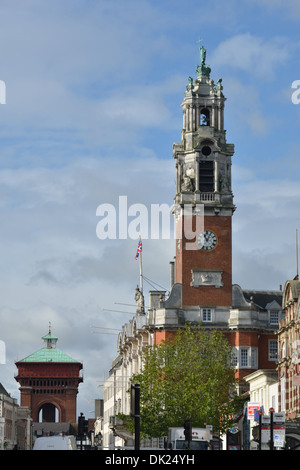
(0, 152), (176, 410)
(247, 0), (300, 20)
(224, 77), (276, 135)
(232, 169), (300, 292)
(211, 33), (290, 80)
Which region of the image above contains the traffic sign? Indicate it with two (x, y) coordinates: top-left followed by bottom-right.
(274, 412), (285, 424)
(261, 415), (270, 425)
(248, 402), (260, 420)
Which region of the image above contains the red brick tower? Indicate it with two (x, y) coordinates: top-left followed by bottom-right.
(15, 328), (83, 423)
(158, 45), (282, 388)
(173, 45), (235, 308)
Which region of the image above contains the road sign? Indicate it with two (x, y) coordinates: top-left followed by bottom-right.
(248, 402), (260, 420)
(261, 415), (270, 425)
(274, 428), (285, 448)
(274, 412), (285, 424)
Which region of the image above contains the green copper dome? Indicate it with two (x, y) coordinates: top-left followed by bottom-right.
(18, 327), (80, 363)
(19, 348), (78, 363)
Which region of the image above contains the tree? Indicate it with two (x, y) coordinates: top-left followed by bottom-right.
(130, 324), (240, 438)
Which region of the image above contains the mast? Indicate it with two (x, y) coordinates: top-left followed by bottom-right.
(135, 236), (143, 293)
(297, 229), (299, 279)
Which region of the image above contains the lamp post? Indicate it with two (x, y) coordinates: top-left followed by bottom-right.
(131, 384), (140, 451)
(258, 410), (263, 451)
(269, 408), (274, 451)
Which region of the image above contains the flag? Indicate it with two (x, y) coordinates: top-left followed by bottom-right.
(135, 239), (142, 260)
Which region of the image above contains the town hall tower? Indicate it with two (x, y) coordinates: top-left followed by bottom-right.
(173, 44), (235, 308)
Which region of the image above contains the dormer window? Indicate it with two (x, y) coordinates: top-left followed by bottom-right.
(269, 310), (279, 327)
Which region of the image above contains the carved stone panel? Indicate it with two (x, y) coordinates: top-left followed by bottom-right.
(191, 270), (223, 288)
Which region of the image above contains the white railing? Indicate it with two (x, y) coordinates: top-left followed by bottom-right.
(199, 193), (215, 201)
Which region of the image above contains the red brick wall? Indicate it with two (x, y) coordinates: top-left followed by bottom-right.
(226, 331), (258, 348)
(226, 331), (276, 381)
(15, 361), (82, 423)
(176, 215), (232, 306)
(16, 362), (82, 378)
(258, 334), (276, 370)
(154, 330), (176, 345)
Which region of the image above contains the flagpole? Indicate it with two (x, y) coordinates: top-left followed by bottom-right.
(139, 238), (143, 294)
(297, 229), (299, 279)
(135, 237), (143, 293)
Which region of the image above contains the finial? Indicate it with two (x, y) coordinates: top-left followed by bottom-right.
(49, 321), (51, 335)
(197, 37), (206, 64)
(197, 37), (202, 51)
(195, 39), (211, 78)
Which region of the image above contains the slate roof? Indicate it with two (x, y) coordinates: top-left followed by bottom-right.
(242, 289), (283, 311)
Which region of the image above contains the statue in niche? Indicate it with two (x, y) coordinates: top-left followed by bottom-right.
(218, 171), (229, 192)
(181, 164), (195, 192)
(181, 176), (193, 192)
(135, 285), (145, 315)
(185, 164), (194, 179)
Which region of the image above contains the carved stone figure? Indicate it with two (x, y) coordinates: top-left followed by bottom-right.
(181, 176), (193, 192)
(135, 285), (145, 315)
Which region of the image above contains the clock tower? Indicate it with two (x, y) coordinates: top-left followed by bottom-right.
(103, 45), (284, 446)
(173, 44), (235, 308)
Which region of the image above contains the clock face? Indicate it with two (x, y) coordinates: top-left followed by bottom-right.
(197, 230), (218, 251)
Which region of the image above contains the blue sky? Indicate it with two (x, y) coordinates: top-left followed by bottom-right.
(1, 0), (300, 417)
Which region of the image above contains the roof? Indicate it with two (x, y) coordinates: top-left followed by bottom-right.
(282, 279), (300, 307)
(18, 347), (80, 364)
(0, 382), (10, 396)
(17, 328), (81, 364)
(232, 284), (283, 310)
(242, 289), (283, 310)
(42, 332), (58, 341)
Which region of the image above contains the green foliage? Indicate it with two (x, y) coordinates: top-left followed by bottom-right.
(130, 324), (240, 438)
(117, 413), (135, 433)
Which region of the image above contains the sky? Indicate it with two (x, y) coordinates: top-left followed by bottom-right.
(1, 0), (300, 419)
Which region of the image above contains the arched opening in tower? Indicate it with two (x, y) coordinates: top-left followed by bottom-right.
(38, 403), (60, 423)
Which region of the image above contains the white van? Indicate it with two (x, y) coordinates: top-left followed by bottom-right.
(33, 435), (77, 450)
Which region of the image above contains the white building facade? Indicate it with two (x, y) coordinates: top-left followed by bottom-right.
(244, 370), (279, 450)
(0, 383), (32, 450)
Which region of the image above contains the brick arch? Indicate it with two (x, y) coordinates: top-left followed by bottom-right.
(15, 362), (83, 424)
(37, 400), (62, 423)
